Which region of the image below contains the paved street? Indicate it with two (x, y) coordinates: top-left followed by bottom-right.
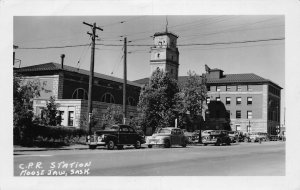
(14, 141), (285, 176)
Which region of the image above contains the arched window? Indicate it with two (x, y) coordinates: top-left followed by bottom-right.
(72, 88), (88, 100)
(127, 96), (136, 106)
(101, 92), (115, 103)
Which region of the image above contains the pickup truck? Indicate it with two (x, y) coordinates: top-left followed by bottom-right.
(86, 124), (145, 150)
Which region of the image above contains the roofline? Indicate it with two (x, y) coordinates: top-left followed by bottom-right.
(207, 81), (283, 89)
(14, 62), (142, 88)
(153, 32), (178, 38)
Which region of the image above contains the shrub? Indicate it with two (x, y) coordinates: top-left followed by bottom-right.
(14, 124), (88, 147)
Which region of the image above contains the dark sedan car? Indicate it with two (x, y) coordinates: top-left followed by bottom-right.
(86, 124), (145, 150)
(202, 130), (231, 146)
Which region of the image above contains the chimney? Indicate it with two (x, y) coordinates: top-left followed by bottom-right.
(60, 54), (65, 69)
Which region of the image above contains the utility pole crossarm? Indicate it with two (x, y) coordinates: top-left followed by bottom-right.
(83, 21), (93, 27)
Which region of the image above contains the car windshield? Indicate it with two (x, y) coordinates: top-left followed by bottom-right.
(156, 128), (171, 134)
(104, 125), (120, 131)
(210, 131), (221, 135)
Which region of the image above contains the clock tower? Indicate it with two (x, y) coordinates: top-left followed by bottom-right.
(150, 31), (179, 80)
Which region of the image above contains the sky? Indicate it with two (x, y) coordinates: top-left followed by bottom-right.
(13, 15), (285, 121)
(13, 16), (284, 83)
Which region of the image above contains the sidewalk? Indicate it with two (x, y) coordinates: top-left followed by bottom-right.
(13, 144), (88, 152)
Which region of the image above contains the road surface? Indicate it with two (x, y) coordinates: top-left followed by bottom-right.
(14, 141), (285, 176)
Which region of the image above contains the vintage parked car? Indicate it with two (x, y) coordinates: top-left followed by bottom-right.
(202, 130), (231, 146)
(249, 132), (266, 142)
(146, 127), (188, 148)
(257, 132), (268, 141)
(86, 124), (146, 150)
(182, 129), (198, 144)
(228, 131), (239, 143)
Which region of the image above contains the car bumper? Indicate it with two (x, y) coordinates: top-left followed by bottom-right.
(202, 140), (217, 144)
(87, 141), (106, 146)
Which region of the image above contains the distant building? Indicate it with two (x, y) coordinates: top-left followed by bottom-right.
(204, 68), (282, 135)
(14, 62), (141, 130)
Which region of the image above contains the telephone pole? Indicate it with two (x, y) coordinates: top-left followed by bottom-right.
(83, 22), (103, 134)
(13, 45), (18, 65)
(123, 37), (127, 124)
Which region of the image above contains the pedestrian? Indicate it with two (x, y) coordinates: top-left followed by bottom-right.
(259, 137), (262, 144)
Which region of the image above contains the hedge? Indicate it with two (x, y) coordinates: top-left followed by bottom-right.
(14, 124), (88, 147)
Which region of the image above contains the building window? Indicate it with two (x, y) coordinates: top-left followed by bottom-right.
(226, 97), (231, 105)
(127, 97), (136, 106)
(237, 85), (242, 91)
(206, 97), (210, 104)
(247, 97), (253, 105)
(68, 111), (74, 126)
(226, 86), (231, 91)
(247, 111), (253, 119)
(101, 93), (115, 103)
(216, 86), (220, 92)
(216, 97), (220, 101)
(72, 88), (88, 100)
(236, 124), (241, 131)
(236, 97), (242, 105)
(236, 110), (241, 119)
(247, 85), (252, 91)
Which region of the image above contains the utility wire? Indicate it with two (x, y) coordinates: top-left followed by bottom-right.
(17, 37), (284, 49)
(77, 42), (92, 70)
(180, 42), (283, 51)
(18, 44), (90, 49)
(178, 38), (285, 46)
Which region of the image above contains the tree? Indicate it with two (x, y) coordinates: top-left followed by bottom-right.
(13, 73), (43, 144)
(138, 68), (180, 133)
(177, 71), (207, 141)
(42, 96), (61, 126)
(180, 71), (207, 118)
(102, 105), (123, 128)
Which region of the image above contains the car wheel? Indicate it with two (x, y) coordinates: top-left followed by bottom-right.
(164, 140), (171, 148)
(148, 145), (153, 148)
(117, 145), (123, 150)
(107, 140), (115, 150)
(89, 145), (97, 149)
(181, 141), (187, 148)
(204, 143), (208, 146)
(134, 140), (141, 149)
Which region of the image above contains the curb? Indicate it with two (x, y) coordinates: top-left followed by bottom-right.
(14, 146), (88, 152)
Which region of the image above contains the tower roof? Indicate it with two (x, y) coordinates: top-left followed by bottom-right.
(153, 31), (178, 38)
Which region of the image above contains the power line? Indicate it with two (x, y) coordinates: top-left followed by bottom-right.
(18, 44), (90, 49)
(17, 37), (284, 49)
(179, 17), (282, 43)
(76, 42), (92, 70)
(178, 38), (284, 46)
(180, 42), (283, 51)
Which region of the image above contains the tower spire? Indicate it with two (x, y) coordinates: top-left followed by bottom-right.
(165, 16), (168, 33)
